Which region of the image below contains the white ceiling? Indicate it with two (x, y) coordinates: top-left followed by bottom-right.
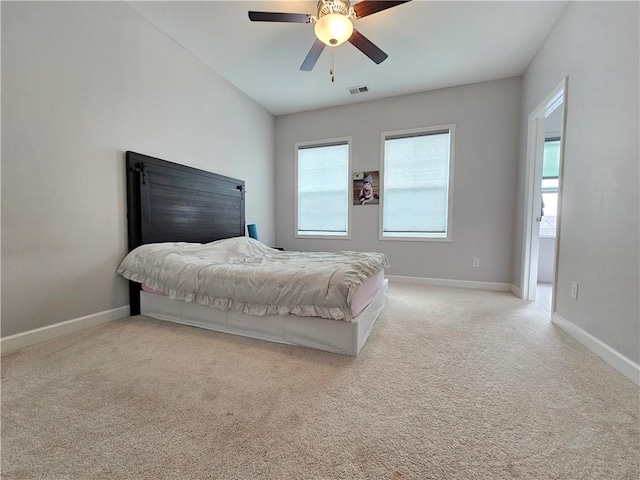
(128, 1), (568, 116)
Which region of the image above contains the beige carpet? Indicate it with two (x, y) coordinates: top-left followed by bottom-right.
(2, 283), (638, 479)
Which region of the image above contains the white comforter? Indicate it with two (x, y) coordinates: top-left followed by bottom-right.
(117, 237), (388, 321)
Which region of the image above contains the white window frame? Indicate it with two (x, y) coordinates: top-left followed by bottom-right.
(294, 136), (352, 239)
(379, 124), (455, 242)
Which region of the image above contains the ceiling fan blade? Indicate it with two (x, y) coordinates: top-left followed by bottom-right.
(353, 1), (411, 19)
(300, 39), (326, 71)
(248, 11), (311, 23)
(348, 30), (388, 64)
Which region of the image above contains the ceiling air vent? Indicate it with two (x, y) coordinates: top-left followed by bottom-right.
(348, 85), (369, 95)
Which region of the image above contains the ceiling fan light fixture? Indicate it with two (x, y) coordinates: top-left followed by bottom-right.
(314, 13), (353, 46)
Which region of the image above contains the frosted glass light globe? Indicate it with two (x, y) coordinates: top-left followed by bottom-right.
(314, 14), (353, 46)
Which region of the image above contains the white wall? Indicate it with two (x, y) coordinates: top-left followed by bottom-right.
(537, 237), (555, 284)
(275, 78), (521, 284)
(1, 2), (275, 337)
(514, 2), (639, 362)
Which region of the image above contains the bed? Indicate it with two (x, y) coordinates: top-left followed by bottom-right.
(121, 151), (388, 355)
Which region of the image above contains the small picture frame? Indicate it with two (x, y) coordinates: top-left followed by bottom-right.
(353, 171), (380, 205)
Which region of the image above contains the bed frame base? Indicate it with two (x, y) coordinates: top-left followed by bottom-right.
(140, 280), (388, 356)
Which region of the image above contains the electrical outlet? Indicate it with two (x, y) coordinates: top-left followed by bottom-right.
(571, 281), (579, 299)
(472, 257), (480, 268)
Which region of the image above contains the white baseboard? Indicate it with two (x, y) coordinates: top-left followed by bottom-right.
(386, 274), (512, 292)
(1, 306), (130, 355)
(511, 284), (522, 298)
(552, 313), (640, 386)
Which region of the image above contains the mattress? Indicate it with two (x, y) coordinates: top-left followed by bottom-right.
(141, 268), (385, 317)
(118, 237), (389, 321)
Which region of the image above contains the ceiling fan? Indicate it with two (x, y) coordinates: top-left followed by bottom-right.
(248, 0), (411, 71)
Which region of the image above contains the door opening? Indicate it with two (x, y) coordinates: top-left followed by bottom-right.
(521, 78), (567, 314)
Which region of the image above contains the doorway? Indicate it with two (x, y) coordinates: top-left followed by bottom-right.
(520, 78), (567, 312)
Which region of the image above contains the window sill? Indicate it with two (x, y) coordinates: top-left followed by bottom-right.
(295, 233), (351, 240)
(380, 234), (451, 243)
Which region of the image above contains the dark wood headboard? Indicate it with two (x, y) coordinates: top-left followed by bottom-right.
(125, 151), (246, 314)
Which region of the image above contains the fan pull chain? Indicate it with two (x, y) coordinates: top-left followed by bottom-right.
(330, 53), (335, 82)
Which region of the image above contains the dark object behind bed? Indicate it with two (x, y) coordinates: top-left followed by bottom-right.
(125, 151), (246, 314)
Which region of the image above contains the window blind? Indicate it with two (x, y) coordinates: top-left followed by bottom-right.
(543, 139), (561, 178)
(383, 131), (451, 236)
(297, 143), (349, 235)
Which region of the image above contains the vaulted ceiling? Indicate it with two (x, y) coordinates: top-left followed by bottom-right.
(128, 1), (568, 115)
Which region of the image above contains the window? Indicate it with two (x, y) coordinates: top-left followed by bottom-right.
(295, 138), (350, 238)
(381, 125), (455, 240)
(540, 138), (560, 237)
